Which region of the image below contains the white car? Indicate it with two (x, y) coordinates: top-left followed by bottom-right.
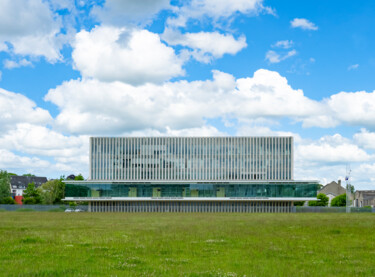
(65, 208), (74, 212)
(74, 209), (85, 212)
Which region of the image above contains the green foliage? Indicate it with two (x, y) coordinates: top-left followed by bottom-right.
(22, 197), (37, 204)
(22, 183), (42, 204)
(308, 193), (329, 206)
(8, 173), (17, 176)
(331, 194), (347, 207)
(22, 173), (36, 177)
(74, 174), (84, 181)
(308, 201), (317, 206)
(39, 179), (65, 204)
(294, 201), (305, 206)
(1, 197), (16, 204)
(349, 184), (355, 194)
(69, 202), (77, 208)
(0, 170), (11, 203)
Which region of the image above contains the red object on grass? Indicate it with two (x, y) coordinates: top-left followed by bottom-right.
(14, 196), (23, 205)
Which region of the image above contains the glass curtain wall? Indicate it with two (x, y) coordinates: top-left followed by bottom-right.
(65, 182), (318, 198)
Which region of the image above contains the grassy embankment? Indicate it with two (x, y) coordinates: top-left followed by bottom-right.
(0, 212), (374, 276)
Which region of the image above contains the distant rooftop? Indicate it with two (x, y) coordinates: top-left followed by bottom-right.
(10, 176), (48, 189)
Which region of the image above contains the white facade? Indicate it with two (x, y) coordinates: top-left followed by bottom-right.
(89, 137), (293, 182)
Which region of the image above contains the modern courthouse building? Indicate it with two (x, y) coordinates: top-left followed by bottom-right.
(64, 137), (319, 212)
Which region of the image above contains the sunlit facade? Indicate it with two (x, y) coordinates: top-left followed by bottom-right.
(64, 137), (319, 212)
(89, 137), (293, 181)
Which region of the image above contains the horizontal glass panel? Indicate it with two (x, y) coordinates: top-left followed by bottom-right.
(65, 182), (318, 198)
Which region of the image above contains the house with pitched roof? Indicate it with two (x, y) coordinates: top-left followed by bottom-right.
(10, 176), (47, 204)
(318, 180), (346, 206)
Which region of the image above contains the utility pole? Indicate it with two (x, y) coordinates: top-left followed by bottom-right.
(345, 164), (351, 213)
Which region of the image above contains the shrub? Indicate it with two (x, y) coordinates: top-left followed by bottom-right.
(331, 194), (346, 207)
(308, 193), (329, 206)
(294, 201), (305, 206)
(22, 197), (36, 204)
(22, 183), (42, 204)
(1, 197), (16, 204)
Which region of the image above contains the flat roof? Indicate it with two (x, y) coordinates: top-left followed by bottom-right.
(90, 136), (293, 139)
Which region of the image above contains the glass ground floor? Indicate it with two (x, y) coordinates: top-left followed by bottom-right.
(65, 181), (318, 199)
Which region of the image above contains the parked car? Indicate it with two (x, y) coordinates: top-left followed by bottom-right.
(65, 208), (74, 212)
(74, 208), (85, 212)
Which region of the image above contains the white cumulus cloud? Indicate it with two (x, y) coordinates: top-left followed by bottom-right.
(72, 26), (185, 85)
(92, 0), (171, 26)
(0, 88), (52, 132)
(0, 0), (65, 62)
(265, 49), (297, 63)
(272, 40), (293, 49)
(0, 123), (88, 158)
(44, 69), (324, 135)
(296, 134), (371, 163)
(325, 90), (375, 129)
(290, 18), (318, 31)
(4, 59), (32, 69)
(0, 149), (51, 171)
(162, 29), (247, 63)
(168, 0), (270, 27)
(124, 125), (226, 137)
(353, 129), (375, 150)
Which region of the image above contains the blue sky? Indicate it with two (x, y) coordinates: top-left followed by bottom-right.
(0, 0), (375, 189)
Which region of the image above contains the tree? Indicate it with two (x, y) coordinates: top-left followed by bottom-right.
(331, 194), (346, 207)
(349, 184), (355, 194)
(294, 201), (305, 206)
(22, 182), (42, 204)
(22, 173), (36, 177)
(308, 193), (329, 206)
(39, 179), (65, 204)
(74, 174), (84, 181)
(0, 170), (11, 203)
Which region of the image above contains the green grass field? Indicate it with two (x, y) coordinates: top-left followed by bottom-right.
(0, 212), (374, 276)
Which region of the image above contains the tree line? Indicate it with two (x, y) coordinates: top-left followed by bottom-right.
(0, 170), (84, 205)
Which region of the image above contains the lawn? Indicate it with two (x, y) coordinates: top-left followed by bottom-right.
(0, 212), (374, 276)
